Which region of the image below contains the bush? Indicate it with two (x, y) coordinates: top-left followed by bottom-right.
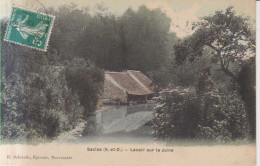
(152, 88), (250, 142)
(1, 55), (104, 142)
(198, 91), (250, 141)
(20, 63), (84, 140)
(1, 71), (27, 140)
(153, 88), (201, 139)
(65, 58), (104, 118)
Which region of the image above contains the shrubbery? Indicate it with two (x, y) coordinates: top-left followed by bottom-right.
(1, 71), (26, 140)
(1, 52), (104, 141)
(152, 88), (250, 142)
(21, 62), (85, 139)
(197, 91), (250, 141)
(65, 59), (104, 118)
(1, 17), (104, 141)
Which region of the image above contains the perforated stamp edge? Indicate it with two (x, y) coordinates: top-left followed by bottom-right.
(3, 5), (55, 52)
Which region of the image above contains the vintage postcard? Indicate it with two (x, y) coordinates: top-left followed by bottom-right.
(0, 0), (256, 166)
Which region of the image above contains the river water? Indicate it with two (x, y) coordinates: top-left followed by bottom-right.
(56, 103), (157, 143)
(96, 103), (156, 134)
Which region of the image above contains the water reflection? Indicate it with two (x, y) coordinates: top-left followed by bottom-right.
(56, 103), (157, 143)
(96, 103), (156, 135)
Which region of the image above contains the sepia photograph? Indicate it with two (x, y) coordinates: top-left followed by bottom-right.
(0, 0), (256, 165)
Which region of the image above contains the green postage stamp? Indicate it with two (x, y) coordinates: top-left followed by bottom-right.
(4, 6), (55, 51)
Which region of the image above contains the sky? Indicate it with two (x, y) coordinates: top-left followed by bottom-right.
(1, 0), (256, 38)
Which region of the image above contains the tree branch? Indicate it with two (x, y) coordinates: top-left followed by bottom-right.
(206, 44), (218, 51)
(217, 51), (236, 79)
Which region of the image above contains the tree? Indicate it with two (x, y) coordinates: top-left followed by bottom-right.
(74, 5), (172, 73)
(175, 7), (255, 80)
(75, 13), (121, 70)
(174, 7), (256, 138)
(1, 17), (104, 141)
(48, 4), (92, 59)
(119, 6), (171, 72)
(65, 58), (104, 118)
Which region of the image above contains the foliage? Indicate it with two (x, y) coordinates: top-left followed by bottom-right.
(2, 52), (83, 140)
(153, 90), (201, 139)
(1, 20), (28, 140)
(198, 91), (250, 141)
(48, 4), (92, 58)
(118, 6), (171, 72)
(1, 4), (255, 142)
(173, 6), (255, 138)
(21, 53), (86, 139)
(237, 58), (256, 137)
(147, 66), (172, 89)
(1, 33), (103, 141)
(45, 4), (174, 73)
(65, 58), (104, 118)
(174, 7), (255, 79)
(153, 88), (250, 142)
(148, 47), (212, 89)
(1, 71), (27, 140)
